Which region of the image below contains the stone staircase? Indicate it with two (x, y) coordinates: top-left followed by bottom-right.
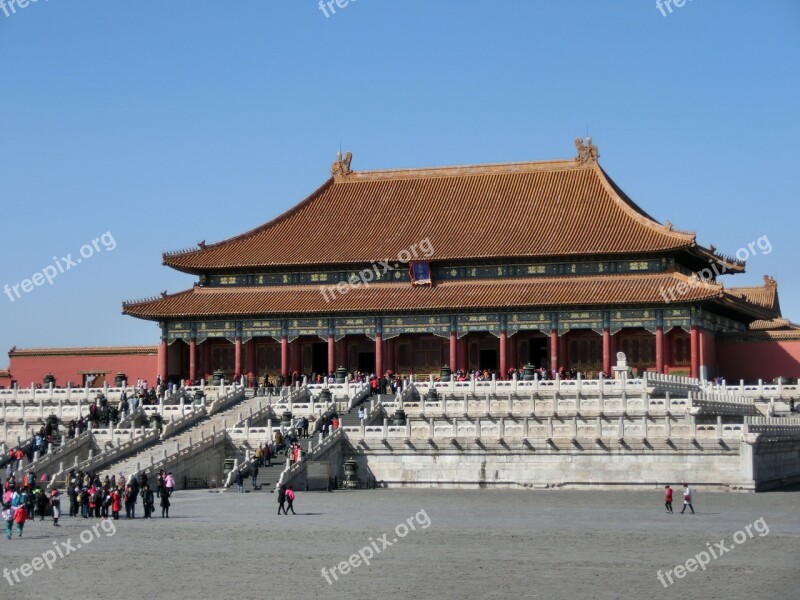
(248, 459), (287, 492)
(98, 389), (264, 479)
(338, 392), (383, 428)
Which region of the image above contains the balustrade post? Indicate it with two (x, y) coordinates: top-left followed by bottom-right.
(428, 417), (434, 439)
(360, 418), (366, 439)
(547, 416), (553, 439)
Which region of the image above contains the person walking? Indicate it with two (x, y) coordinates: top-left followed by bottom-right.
(2, 504), (13, 539)
(235, 469), (244, 494)
(664, 485), (673, 514)
(160, 491), (170, 518)
(110, 487), (121, 520)
(50, 489), (61, 526)
(285, 485), (296, 515)
(142, 485), (154, 518)
(164, 472), (175, 497)
(251, 463), (259, 490)
(277, 484), (287, 515)
(681, 484), (695, 514)
(13, 503), (28, 538)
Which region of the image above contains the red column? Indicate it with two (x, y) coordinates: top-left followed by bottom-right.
(328, 335), (335, 374)
(558, 334), (567, 371)
(449, 331), (457, 371)
(189, 338), (197, 382)
(280, 335), (289, 378)
(602, 328), (611, 375)
(375, 334), (383, 376)
(550, 329), (558, 373)
(158, 339), (168, 382)
(458, 337), (467, 372)
(234, 337), (242, 378)
(655, 326), (664, 374)
(499, 330), (508, 378)
(690, 325), (699, 379)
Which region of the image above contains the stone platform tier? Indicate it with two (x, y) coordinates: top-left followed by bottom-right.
(338, 415), (800, 492)
(381, 390), (758, 421)
(0, 385), (237, 444)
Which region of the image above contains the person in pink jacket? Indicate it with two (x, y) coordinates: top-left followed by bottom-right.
(164, 472), (176, 497)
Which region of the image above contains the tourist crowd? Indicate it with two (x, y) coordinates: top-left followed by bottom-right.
(1, 467), (177, 539)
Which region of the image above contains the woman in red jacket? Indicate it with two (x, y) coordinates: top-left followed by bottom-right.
(110, 488), (121, 520)
(13, 504), (28, 537)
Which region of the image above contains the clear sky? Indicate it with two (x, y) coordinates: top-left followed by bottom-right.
(0, 0), (798, 359)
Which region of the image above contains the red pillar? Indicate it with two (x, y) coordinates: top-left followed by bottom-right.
(280, 335), (289, 379)
(690, 325), (699, 379)
(558, 333), (567, 371)
(550, 329), (558, 373)
(655, 326), (665, 374)
(499, 330), (508, 378)
(158, 339), (168, 383)
(602, 328), (611, 375)
(234, 337), (242, 378)
(327, 335), (335, 374)
(375, 334), (383, 376)
(449, 332), (457, 371)
(458, 337), (467, 372)
(189, 338), (197, 382)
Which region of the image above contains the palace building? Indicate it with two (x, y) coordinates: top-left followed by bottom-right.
(113, 138), (799, 385)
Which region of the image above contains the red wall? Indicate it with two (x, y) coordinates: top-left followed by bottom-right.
(3, 349), (158, 388)
(717, 340), (800, 382)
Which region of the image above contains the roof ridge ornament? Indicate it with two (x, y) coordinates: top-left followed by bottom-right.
(331, 150), (353, 180)
(764, 275), (777, 288)
(574, 137), (599, 165)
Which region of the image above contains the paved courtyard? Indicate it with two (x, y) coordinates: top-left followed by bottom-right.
(2, 487), (798, 599)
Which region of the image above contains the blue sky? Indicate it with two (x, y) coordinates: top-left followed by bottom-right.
(0, 0), (798, 358)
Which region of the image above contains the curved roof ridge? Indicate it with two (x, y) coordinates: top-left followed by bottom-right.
(162, 178), (335, 263)
(593, 163), (696, 245)
(345, 157), (583, 182)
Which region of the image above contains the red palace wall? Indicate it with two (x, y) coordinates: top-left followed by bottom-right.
(717, 340), (800, 382)
(2, 347), (158, 388)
